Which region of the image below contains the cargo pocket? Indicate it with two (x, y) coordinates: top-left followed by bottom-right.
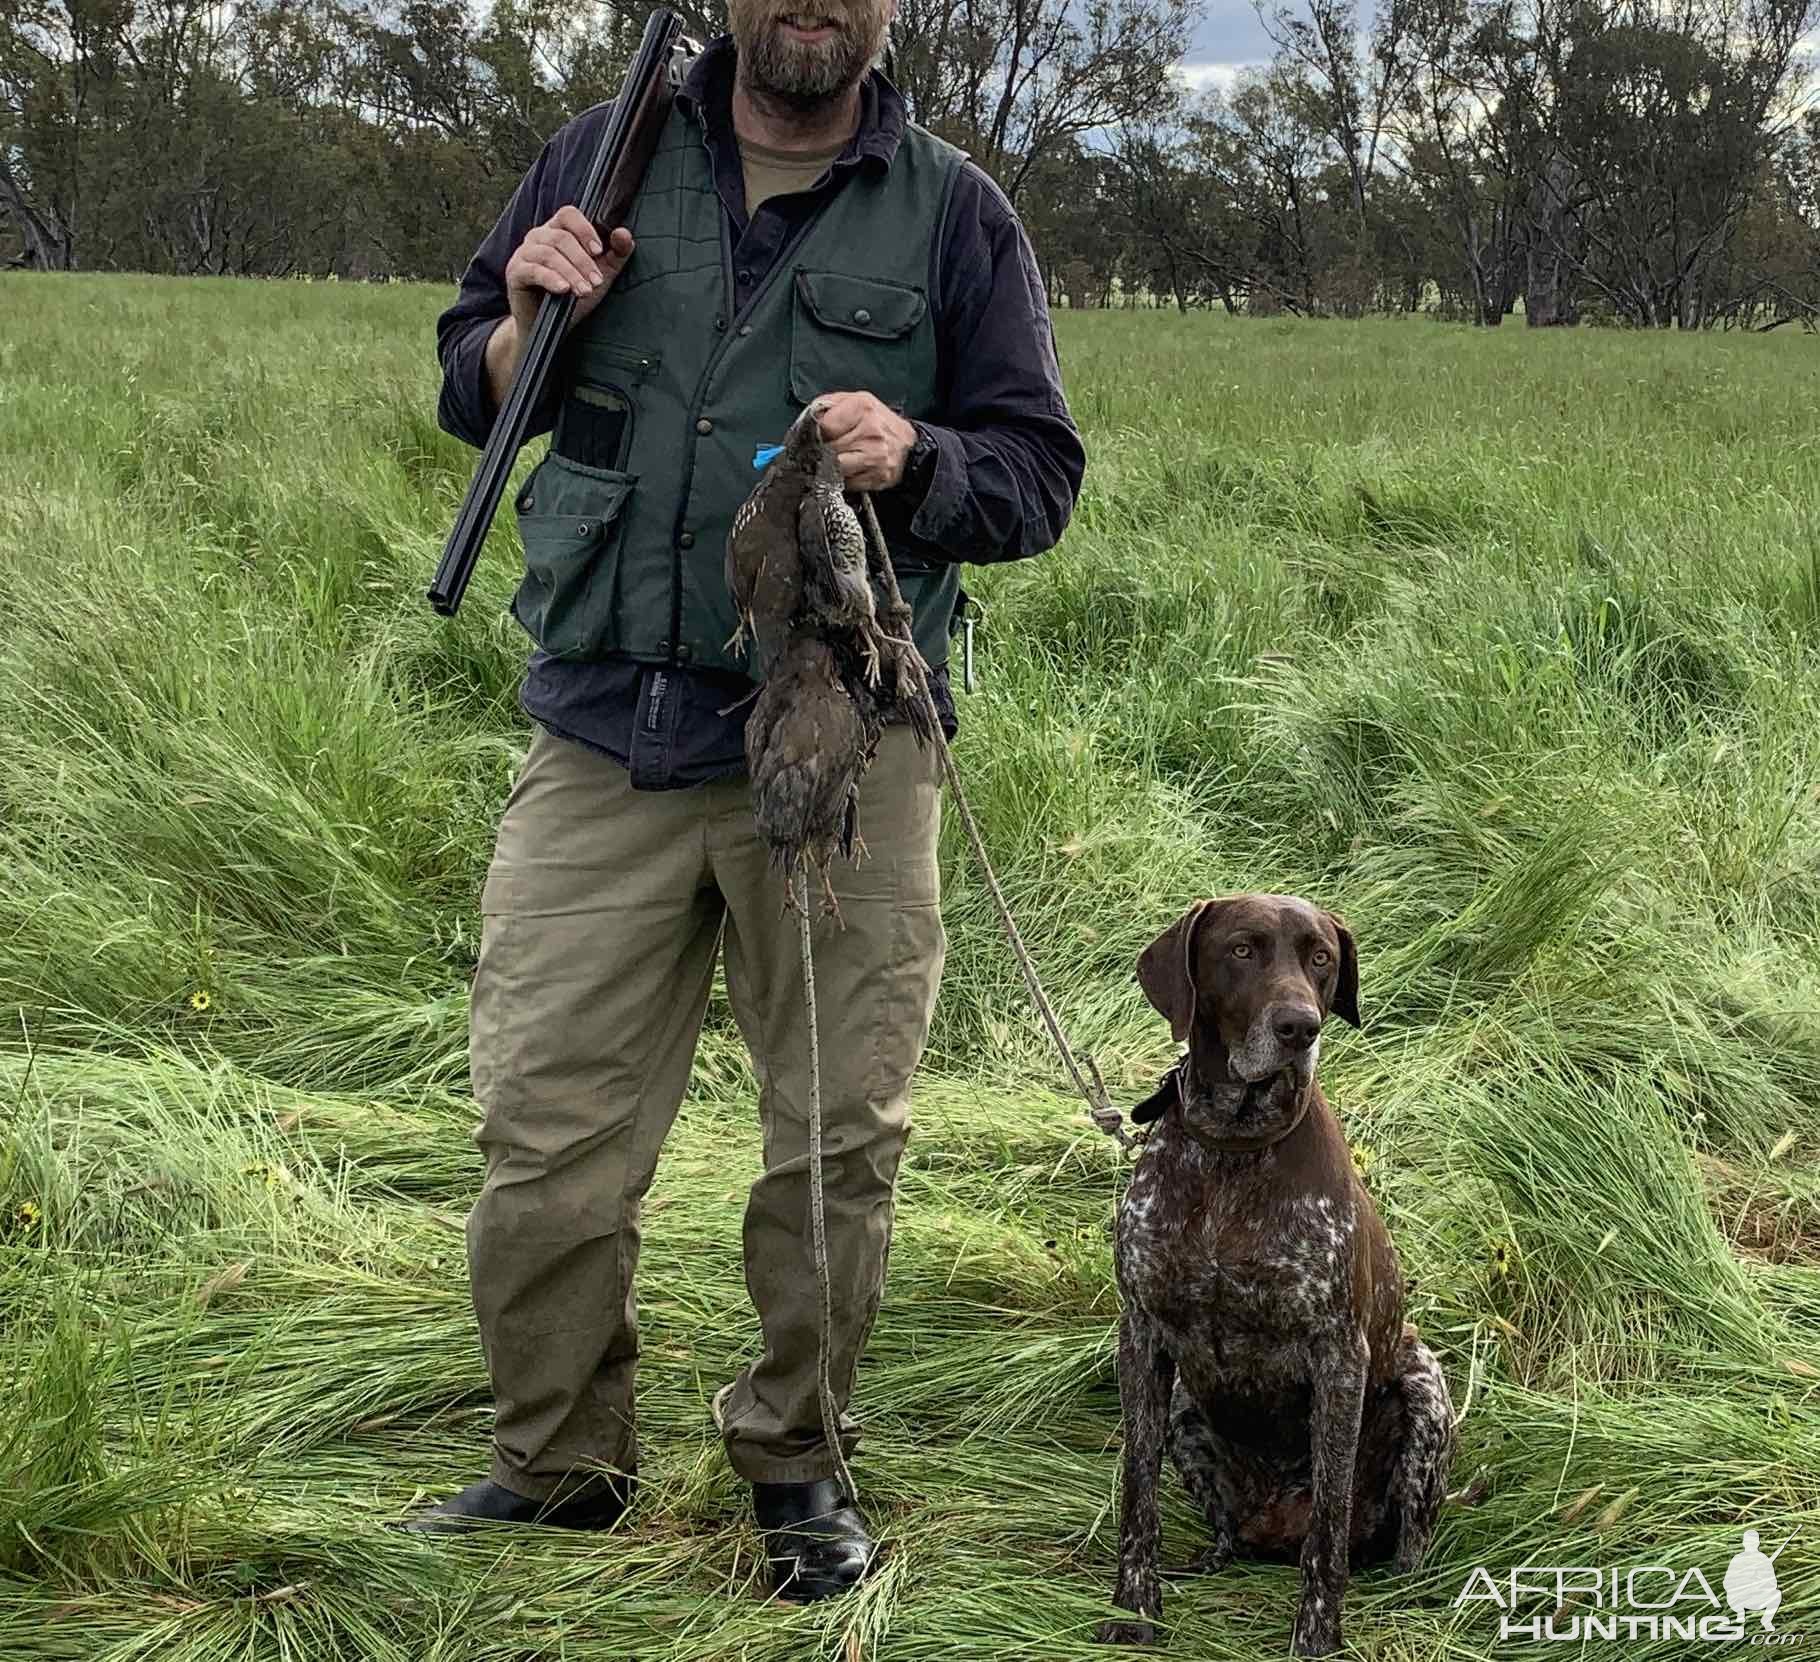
(789, 270), (928, 408)
(510, 450), (637, 661)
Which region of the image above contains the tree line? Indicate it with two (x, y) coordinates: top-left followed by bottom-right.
(4, 0), (1817, 328)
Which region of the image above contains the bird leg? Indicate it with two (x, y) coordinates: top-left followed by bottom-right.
(818, 864), (846, 927)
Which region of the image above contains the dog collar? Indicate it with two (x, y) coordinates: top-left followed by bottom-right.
(1135, 1058), (1312, 1151)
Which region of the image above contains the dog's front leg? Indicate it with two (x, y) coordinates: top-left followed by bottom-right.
(1294, 1327), (1368, 1658)
(1098, 1311), (1175, 1645)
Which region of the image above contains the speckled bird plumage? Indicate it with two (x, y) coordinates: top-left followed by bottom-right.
(726, 396), (936, 913)
(724, 404), (819, 675)
(744, 633), (882, 905)
(798, 444), (880, 679)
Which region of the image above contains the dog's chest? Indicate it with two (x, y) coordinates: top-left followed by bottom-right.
(1116, 1147), (1356, 1368)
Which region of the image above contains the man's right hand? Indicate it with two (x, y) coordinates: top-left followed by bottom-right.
(507, 206), (635, 338)
(488, 207), (634, 410)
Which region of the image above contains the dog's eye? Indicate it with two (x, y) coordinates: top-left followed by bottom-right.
(1312, 949), (1332, 967)
(1231, 943), (1252, 959)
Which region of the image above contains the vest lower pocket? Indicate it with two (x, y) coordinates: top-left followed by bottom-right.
(510, 453), (638, 660)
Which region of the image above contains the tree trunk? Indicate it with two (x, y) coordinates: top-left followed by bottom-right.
(0, 159), (74, 271)
(1525, 153), (1579, 326)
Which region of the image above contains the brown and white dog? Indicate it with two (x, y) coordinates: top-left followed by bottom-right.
(1098, 895), (1454, 1657)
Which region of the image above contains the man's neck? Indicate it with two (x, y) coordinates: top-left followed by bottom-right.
(732, 74), (863, 155)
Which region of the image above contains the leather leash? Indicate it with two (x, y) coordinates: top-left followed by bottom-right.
(856, 496), (1135, 1153)
(792, 866), (861, 1509)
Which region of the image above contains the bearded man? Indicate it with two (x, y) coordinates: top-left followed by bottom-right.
(411, 0), (1083, 1601)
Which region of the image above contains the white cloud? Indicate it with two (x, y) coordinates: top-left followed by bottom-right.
(1172, 60), (1256, 94)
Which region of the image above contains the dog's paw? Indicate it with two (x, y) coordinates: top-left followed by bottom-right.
(1291, 1609), (1341, 1658)
(1096, 1618), (1159, 1646)
(1184, 1537), (1233, 1575)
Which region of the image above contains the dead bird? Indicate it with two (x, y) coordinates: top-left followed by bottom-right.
(744, 630), (883, 917)
(725, 400), (824, 672)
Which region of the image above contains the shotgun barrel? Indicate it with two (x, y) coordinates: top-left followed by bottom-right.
(426, 7), (687, 617)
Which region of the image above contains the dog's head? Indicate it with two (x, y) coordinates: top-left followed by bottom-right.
(1131, 894), (1358, 1145)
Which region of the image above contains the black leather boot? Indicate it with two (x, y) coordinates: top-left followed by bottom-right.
(396, 1473), (634, 1535)
(753, 1479), (877, 1601)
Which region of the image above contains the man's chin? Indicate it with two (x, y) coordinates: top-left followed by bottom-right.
(737, 18), (875, 108)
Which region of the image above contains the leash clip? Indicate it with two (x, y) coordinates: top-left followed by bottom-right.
(957, 596), (984, 693)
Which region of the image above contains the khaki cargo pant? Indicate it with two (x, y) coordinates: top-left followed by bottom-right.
(465, 723), (943, 1500)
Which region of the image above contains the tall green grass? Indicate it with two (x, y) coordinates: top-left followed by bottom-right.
(3, 273), (1819, 1657)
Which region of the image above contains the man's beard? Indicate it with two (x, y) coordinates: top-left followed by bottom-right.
(730, 3), (888, 111)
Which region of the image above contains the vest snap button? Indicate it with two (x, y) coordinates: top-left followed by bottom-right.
(679, 531), (695, 549)
(853, 307), (872, 326)
(576, 521), (591, 536)
(696, 417), (713, 435)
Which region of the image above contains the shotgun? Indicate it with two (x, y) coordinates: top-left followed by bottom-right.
(426, 7), (691, 617)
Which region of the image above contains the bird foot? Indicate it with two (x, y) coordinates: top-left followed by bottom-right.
(862, 639), (882, 687)
(724, 619), (751, 660)
(819, 869), (847, 927)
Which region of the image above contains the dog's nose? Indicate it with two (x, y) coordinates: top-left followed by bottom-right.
(1272, 1006), (1321, 1051)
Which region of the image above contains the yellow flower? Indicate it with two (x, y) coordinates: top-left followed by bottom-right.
(1350, 1142), (1377, 1177)
(1488, 1238), (1517, 1279)
(18, 1201), (41, 1226)
(189, 990), (212, 1013)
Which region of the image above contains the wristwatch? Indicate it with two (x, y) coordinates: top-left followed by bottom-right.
(902, 422), (939, 494)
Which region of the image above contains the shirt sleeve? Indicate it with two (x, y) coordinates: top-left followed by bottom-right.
(434, 106), (613, 450)
(870, 161), (1085, 565)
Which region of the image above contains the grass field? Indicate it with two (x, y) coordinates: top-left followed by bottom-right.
(4, 272), (1820, 1660)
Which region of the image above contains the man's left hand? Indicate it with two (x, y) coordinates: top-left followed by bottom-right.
(815, 392), (916, 491)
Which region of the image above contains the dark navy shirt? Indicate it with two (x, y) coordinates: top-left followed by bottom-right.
(435, 35), (1084, 788)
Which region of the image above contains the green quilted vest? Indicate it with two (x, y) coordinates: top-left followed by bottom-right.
(509, 97), (967, 677)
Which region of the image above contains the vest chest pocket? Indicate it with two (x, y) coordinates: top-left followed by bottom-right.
(788, 271), (929, 410)
(510, 451), (638, 661)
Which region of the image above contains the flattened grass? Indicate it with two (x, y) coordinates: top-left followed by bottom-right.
(3, 275), (1819, 1656)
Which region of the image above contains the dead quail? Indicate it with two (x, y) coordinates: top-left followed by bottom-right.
(725, 400), (826, 673)
(744, 630), (883, 917)
(797, 438), (880, 684)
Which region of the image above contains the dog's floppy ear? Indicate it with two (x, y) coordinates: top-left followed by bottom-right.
(1135, 900), (1217, 1043)
(1326, 912), (1361, 1028)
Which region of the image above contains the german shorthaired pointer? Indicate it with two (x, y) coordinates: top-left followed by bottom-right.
(1098, 895), (1454, 1657)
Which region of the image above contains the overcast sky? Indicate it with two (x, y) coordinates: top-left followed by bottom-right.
(1174, 7), (1819, 100)
(1178, 1), (1275, 90)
